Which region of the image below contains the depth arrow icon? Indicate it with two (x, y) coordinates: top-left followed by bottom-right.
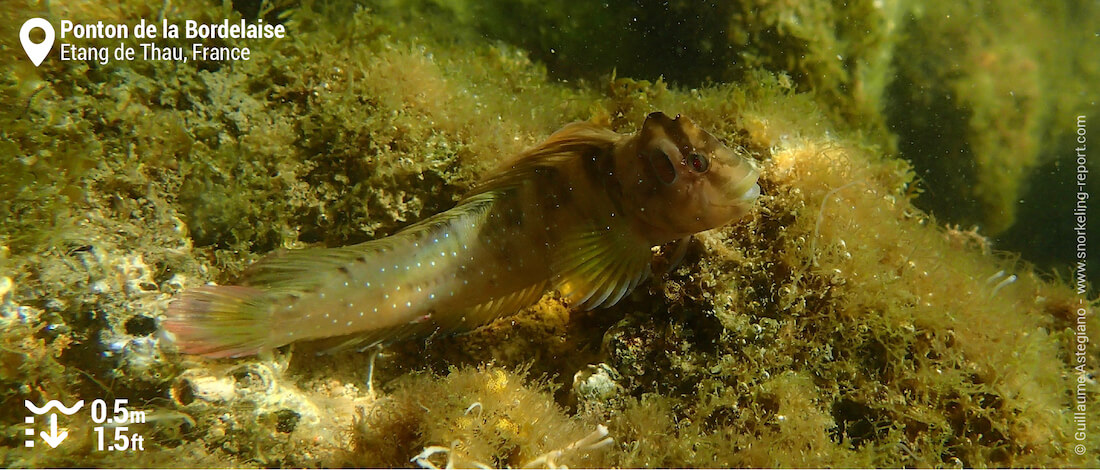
(40, 413), (67, 448)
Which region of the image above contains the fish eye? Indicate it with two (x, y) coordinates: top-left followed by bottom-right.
(688, 152), (709, 173)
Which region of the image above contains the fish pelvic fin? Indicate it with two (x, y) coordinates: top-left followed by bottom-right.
(162, 285), (276, 358)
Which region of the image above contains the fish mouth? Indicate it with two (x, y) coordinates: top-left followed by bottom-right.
(718, 154), (761, 205)
(708, 180), (760, 214)
(722, 166), (761, 205)
(739, 182), (761, 203)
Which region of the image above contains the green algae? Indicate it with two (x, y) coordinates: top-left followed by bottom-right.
(1, 0), (1097, 468)
(886, 0), (1099, 236)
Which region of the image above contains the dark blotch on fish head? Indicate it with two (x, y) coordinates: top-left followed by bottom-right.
(617, 112), (760, 244)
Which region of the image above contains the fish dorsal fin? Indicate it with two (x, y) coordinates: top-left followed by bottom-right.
(240, 244), (389, 291)
(468, 121), (621, 196)
(241, 192), (498, 291)
(551, 222), (653, 310)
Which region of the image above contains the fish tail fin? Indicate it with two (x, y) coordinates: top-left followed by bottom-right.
(162, 286), (275, 358)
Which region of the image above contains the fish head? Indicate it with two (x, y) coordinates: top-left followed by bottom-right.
(617, 112), (760, 243)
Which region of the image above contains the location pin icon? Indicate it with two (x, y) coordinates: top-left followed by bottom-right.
(20, 18), (55, 67)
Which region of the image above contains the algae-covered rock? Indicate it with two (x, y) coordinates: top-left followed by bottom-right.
(886, 0), (1099, 236)
(1, 0), (1095, 468)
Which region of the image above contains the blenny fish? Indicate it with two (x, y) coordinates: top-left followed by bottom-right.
(164, 112), (760, 358)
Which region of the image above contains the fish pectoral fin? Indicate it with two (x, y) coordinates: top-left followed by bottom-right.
(552, 226), (653, 310)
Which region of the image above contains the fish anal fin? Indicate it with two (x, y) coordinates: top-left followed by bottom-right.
(299, 323), (416, 356)
(452, 282), (551, 331)
(298, 282), (549, 355)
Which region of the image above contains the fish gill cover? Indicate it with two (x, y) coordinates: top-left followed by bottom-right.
(0, 0), (1097, 468)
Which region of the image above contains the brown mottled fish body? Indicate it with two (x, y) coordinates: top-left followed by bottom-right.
(164, 113), (760, 358)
